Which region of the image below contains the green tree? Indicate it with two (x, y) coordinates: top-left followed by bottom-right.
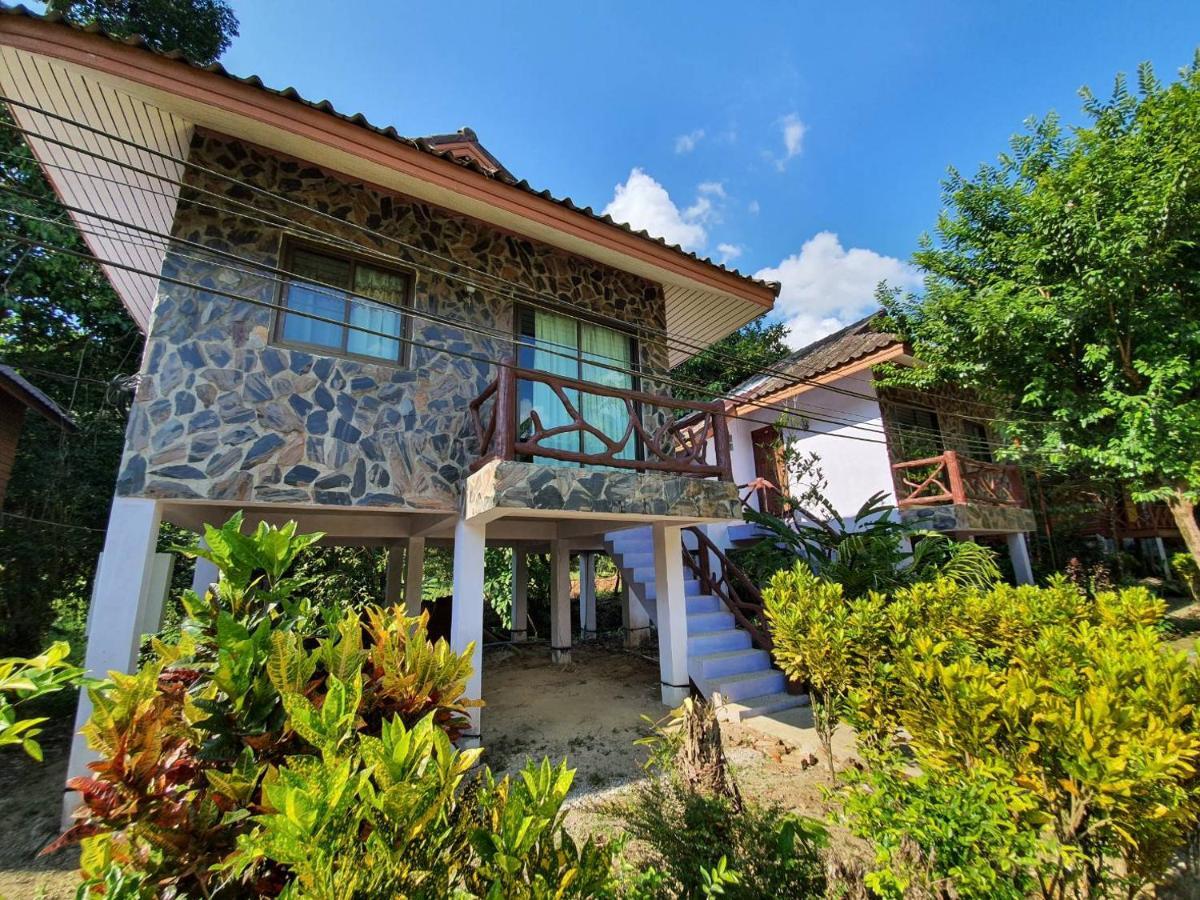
(671, 317), (791, 402)
(883, 58), (1200, 565)
(44, 0), (238, 66)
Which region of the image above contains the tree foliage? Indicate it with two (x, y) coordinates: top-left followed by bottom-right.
(671, 317), (791, 403)
(46, 0), (238, 66)
(881, 57), (1200, 561)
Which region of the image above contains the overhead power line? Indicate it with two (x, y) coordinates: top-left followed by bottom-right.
(0, 96), (1042, 427)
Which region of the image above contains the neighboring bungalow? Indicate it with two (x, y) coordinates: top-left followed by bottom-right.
(720, 315), (1040, 583)
(0, 7), (807, 808)
(0, 364), (76, 505)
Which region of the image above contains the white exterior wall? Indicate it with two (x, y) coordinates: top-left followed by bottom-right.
(730, 371), (897, 524)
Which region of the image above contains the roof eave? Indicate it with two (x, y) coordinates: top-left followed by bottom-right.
(0, 9), (778, 310)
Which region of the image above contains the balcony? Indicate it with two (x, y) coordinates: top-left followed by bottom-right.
(463, 363), (740, 523)
(469, 363), (733, 479)
(892, 450), (1034, 534)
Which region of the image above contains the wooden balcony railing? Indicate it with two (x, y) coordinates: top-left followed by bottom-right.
(892, 450), (1026, 509)
(468, 361), (734, 480)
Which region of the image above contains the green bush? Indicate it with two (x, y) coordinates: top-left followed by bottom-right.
(614, 777), (826, 899)
(766, 568), (1200, 897)
(611, 699), (827, 899)
(60, 513), (617, 898)
(0, 640), (82, 759)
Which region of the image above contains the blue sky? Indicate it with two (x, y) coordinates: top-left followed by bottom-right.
(218, 1), (1200, 345)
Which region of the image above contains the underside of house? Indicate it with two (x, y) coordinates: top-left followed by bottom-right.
(0, 8), (807, 819)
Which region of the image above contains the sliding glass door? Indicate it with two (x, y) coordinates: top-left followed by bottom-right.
(516, 307), (638, 466)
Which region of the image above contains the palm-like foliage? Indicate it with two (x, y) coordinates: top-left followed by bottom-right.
(739, 489), (1000, 599)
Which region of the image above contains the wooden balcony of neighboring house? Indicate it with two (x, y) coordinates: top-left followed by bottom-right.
(1062, 491), (1180, 541)
(463, 361), (740, 523)
(891, 449), (1036, 535)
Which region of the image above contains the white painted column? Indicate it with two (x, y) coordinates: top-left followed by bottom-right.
(138, 554), (175, 637)
(190, 539), (219, 597)
(652, 523), (690, 705)
(450, 519), (485, 746)
(1154, 537), (1170, 577)
(404, 535), (426, 617)
(622, 581), (651, 648)
(384, 541), (405, 606)
(511, 551), (528, 642)
(579, 552), (597, 640)
(1007, 532), (1035, 585)
(65, 497), (162, 824)
(550, 540), (572, 664)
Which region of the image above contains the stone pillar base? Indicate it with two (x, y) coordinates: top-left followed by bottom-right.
(510, 628), (527, 643)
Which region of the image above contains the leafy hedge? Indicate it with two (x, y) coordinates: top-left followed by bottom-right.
(765, 568), (1200, 897)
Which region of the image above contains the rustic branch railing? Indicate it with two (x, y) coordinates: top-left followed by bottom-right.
(893, 450), (1026, 508)
(682, 526), (771, 651)
(468, 360), (734, 480)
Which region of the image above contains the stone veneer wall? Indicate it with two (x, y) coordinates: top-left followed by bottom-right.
(117, 131), (671, 510)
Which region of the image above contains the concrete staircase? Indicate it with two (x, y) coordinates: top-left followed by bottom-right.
(602, 525), (807, 722)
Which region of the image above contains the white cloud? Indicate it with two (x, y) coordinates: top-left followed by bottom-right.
(602, 168), (708, 250)
(754, 231), (921, 349)
(717, 243), (742, 264)
(772, 113), (806, 171)
(747, 199), (760, 215)
(674, 129), (705, 154)
(697, 181), (726, 198)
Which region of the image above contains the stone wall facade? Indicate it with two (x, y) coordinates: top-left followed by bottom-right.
(117, 131), (671, 511)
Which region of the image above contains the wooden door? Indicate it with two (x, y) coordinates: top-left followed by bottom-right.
(751, 425), (788, 516)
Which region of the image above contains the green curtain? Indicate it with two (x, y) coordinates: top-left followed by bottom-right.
(526, 310), (579, 465)
(581, 323), (635, 461)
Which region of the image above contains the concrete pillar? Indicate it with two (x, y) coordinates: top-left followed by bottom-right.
(450, 519), (485, 746)
(579, 552), (597, 640)
(190, 539), (219, 597)
(384, 541), (404, 606)
(65, 497), (162, 824)
(1153, 537), (1170, 577)
(139, 554), (175, 637)
(652, 523), (690, 705)
(404, 536), (425, 617)
(622, 581), (652, 648)
(550, 540), (572, 664)
(1007, 532), (1035, 585)
(511, 551), (528, 642)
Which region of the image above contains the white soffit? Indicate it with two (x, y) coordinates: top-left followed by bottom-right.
(0, 47), (761, 355)
(0, 46), (192, 330)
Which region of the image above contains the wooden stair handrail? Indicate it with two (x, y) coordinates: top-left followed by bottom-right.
(682, 526), (772, 651)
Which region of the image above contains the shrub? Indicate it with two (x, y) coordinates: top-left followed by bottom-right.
(0, 640), (82, 759)
(612, 699), (827, 899)
(59, 513), (616, 898)
(767, 569), (1200, 896)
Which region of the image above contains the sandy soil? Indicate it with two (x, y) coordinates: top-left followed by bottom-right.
(480, 640), (665, 794)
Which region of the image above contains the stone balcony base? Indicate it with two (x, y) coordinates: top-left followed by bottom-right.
(464, 459), (740, 524)
(900, 502), (1036, 535)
